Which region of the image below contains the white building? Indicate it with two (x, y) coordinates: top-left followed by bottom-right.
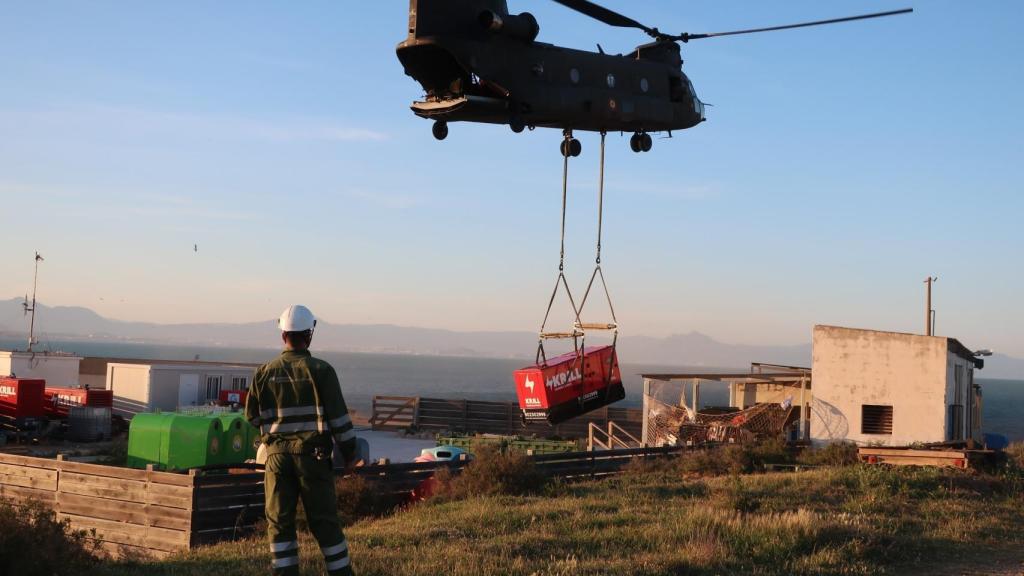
(106, 361), (256, 417)
(810, 325), (983, 447)
(0, 350), (81, 387)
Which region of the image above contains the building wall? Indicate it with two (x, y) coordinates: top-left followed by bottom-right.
(0, 352), (81, 387)
(131, 362), (256, 412)
(809, 325), (950, 446)
(944, 353), (981, 442)
(79, 374), (106, 389)
(107, 364), (152, 417)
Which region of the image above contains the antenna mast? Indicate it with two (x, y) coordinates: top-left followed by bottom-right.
(23, 252), (43, 352)
(923, 276), (937, 336)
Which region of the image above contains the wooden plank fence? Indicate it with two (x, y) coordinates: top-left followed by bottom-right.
(0, 446), (683, 557)
(372, 395), (643, 439)
(0, 453), (195, 558)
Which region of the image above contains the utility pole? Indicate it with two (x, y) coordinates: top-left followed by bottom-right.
(924, 276), (937, 336)
(23, 252), (43, 352)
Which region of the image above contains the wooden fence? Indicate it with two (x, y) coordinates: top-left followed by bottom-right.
(371, 395), (643, 439)
(0, 445), (682, 558)
(0, 453), (195, 558)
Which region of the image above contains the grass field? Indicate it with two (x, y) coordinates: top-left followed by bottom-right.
(91, 457), (1024, 576)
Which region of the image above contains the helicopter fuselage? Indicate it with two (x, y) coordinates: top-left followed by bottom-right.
(396, 0), (705, 135)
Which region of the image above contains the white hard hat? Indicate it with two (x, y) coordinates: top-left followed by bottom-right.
(279, 305), (316, 332)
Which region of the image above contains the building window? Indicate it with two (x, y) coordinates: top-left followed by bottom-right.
(205, 376), (223, 400)
(232, 376), (248, 390)
(861, 404), (893, 435)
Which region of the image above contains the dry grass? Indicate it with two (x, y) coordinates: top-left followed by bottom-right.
(94, 460), (1024, 576)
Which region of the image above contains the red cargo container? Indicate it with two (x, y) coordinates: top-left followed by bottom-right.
(514, 345), (625, 425)
(44, 387), (115, 418)
(218, 389), (248, 406)
(0, 377), (47, 421)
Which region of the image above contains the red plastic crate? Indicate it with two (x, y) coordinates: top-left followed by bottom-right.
(44, 387), (114, 418)
(514, 345), (625, 425)
(218, 389), (248, 406)
(0, 377), (47, 420)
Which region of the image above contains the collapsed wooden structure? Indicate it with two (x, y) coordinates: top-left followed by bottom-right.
(642, 365), (812, 447)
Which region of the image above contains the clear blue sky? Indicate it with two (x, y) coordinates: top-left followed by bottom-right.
(1, 1), (1021, 355)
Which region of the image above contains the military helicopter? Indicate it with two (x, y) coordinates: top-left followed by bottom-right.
(396, 0), (911, 155)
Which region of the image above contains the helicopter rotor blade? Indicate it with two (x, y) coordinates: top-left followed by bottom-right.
(550, 0), (659, 38)
(676, 8), (913, 42)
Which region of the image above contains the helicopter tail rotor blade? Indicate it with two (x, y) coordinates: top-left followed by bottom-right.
(677, 8), (913, 42)
(550, 0), (659, 38)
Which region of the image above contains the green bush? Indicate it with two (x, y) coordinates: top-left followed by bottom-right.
(749, 436), (794, 466)
(1007, 441), (1024, 470)
(334, 474), (396, 526)
(797, 441), (860, 467)
(0, 498), (103, 575)
(436, 443), (547, 499)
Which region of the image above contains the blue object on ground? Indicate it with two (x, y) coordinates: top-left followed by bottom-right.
(983, 433), (1009, 450)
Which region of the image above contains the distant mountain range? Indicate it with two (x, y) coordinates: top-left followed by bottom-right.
(2, 298), (1022, 378)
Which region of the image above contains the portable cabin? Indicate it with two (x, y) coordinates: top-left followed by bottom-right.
(0, 350), (81, 388)
(106, 362), (255, 418)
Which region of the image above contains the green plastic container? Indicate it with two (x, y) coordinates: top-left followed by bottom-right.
(126, 413), (175, 470)
(216, 414), (252, 465)
(244, 418), (260, 460)
(127, 413), (227, 471)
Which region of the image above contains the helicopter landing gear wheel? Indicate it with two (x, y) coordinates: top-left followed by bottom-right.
(640, 132), (653, 152)
(630, 132), (653, 153)
(560, 139), (582, 157)
(560, 138), (582, 157)
(509, 116), (526, 133)
(432, 121), (448, 141)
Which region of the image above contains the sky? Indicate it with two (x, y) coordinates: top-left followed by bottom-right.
(0, 1), (1022, 355)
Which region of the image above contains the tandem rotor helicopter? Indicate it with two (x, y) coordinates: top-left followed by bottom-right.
(396, 0), (911, 155)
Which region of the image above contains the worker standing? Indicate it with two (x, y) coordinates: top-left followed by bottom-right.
(246, 305), (357, 576)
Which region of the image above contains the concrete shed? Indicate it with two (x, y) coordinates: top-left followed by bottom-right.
(809, 325), (983, 447)
(107, 362), (256, 418)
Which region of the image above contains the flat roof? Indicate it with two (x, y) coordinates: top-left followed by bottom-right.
(82, 356), (259, 375)
(641, 372), (811, 384)
(815, 325), (978, 363)
(107, 361), (255, 371)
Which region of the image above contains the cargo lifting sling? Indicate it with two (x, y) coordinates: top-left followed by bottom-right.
(515, 132), (625, 425)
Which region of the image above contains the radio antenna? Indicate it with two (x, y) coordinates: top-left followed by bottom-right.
(22, 252), (44, 352)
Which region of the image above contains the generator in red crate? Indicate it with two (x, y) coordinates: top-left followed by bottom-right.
(43, 387), (114, 419)
(0, 377), (47, 423)
(218, 389), (248, 406)
(514, 345), (625, 425)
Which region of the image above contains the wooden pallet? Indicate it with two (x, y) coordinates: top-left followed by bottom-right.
(857, 446), (984, 469)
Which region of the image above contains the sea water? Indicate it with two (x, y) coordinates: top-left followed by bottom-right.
(3, 338), (1020, 441)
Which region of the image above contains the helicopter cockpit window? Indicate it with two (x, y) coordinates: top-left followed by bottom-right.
(569, 68), (580, 84)
(606, 73), (616, 88)
(640, 77), (649, 93)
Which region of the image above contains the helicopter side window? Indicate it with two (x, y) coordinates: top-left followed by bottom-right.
(669, 76), (686, 102)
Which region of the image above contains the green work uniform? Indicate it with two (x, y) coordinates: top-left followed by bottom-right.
(246, 349), (357, 576)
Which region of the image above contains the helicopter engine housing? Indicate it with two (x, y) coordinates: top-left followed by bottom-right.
(478, 10), (539, 42)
